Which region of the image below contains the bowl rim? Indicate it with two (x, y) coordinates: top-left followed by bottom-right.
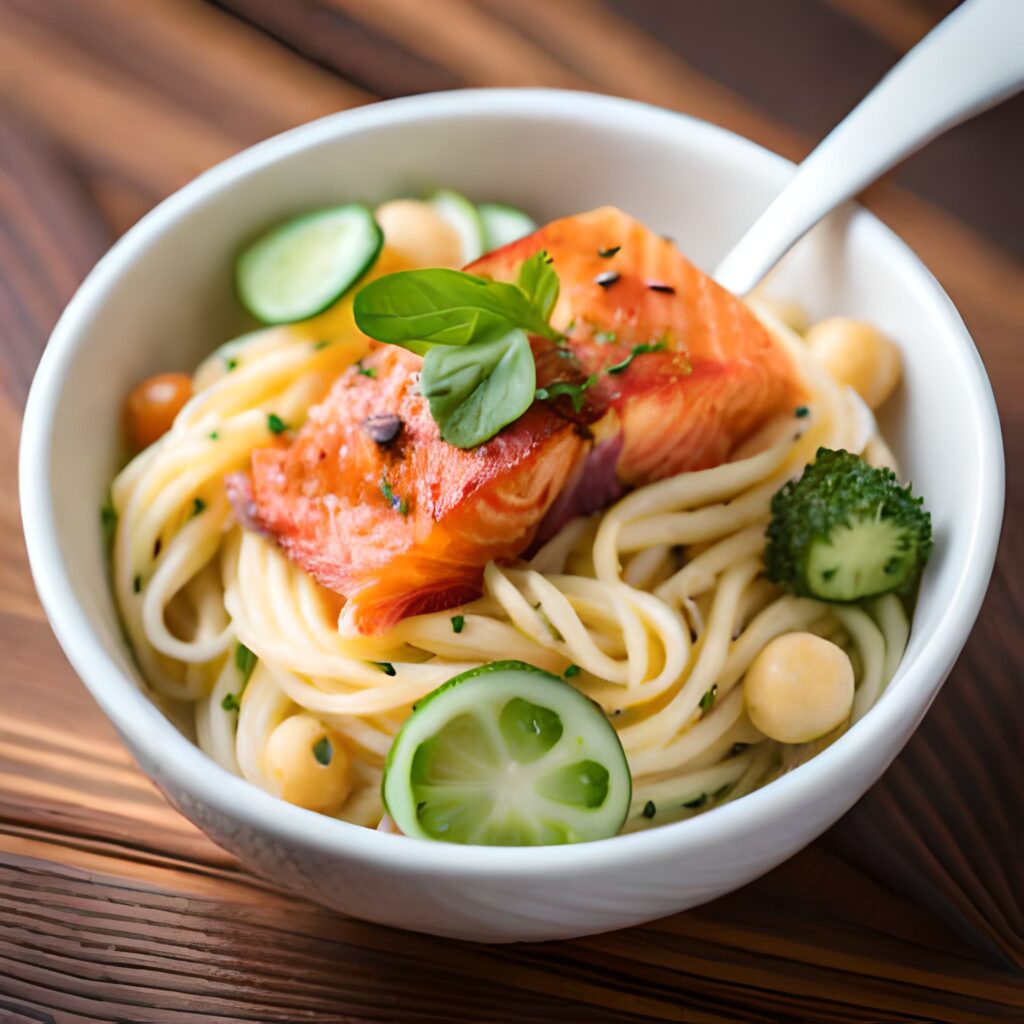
(19, 87), (1005, 876)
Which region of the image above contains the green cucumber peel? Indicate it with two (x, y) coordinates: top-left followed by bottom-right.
(235, 204), (382, 324)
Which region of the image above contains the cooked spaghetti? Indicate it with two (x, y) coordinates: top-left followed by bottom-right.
(109, 197), (923, 839)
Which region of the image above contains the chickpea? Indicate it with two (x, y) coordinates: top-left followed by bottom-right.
(805, 317), (901, 409)
(124, 372), (192, 451)
(743, 632), (854, 744)
(264, 713), (351, 813)
(375, 199), (462, 269)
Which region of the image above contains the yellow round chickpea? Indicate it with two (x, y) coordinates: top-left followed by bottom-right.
(264, 713), (351, 813)
(805, 317), (902, 409)
(743, 632), (855, 744)
(375, 199), (462, 269)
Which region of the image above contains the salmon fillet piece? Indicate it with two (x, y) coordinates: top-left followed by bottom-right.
(249, 343), (587, 634)
(248, 207), (802, 634)
(467, 206), (802, 483)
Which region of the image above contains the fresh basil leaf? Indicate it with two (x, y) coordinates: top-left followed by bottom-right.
(517, 251), (559, 322)
(354, 269), (559, 348)
(420, 330), (536, 448)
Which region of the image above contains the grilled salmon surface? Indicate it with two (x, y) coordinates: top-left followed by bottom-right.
(248, 207), (802, 634)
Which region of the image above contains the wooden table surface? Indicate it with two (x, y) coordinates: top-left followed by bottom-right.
(1, 1), (1021, 1020)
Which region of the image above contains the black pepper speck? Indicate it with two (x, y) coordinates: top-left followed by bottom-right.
(362, 413), (403, 445)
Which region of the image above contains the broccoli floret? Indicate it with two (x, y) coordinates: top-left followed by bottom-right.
(765, 448), (932, 603)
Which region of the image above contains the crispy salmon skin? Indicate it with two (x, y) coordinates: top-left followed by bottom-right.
(247, 207), (802, 634)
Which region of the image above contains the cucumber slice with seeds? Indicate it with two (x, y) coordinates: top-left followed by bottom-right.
(383, 661), (631, 845)
(428, 189), (485, 264)
(479, 202), (537, 250)
(236, 204), (383, 324)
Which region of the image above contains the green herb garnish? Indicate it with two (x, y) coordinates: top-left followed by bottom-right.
(354, 259), (560, 349)
(594, 330), (617, 344)
(516, 249), (559, 322)
(208, 431), (220, 441)
(606, 342), (666, 375)
(451, 615), (465, 634)
(374, 661), (397, 676)
(221, 692), (241, 713)
(353, 252), (563, 448)
(598, 246), (621, 258)
(563, 664), (580, 678)
(224, 357), (239, 371)
(267, 413), (287, 435)
(535, 375), (597, 414)
(235, 642), (257, 685)
(133, 575), (142, 594)
(642, 800), (656, 819)
(312, 736), (333, 765)
(421, 331), (536, 448)
(190, 497), (206, 518)
(683, 793), (708, 809)
(699, 684), (717, 713)
(356, 360), (377, 378)
(313, 339), (332, 350)
(795, 405), (810, 418)
(379, 475), (409, 514)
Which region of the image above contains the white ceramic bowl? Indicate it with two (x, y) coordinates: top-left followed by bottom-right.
(20, 89), (1003, 942)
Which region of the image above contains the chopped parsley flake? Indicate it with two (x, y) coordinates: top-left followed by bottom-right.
(594, 330), (617, 344)
(374, 661), (397, 676)
(267, 413), (287, 435)
(224, 357), (239, 371)
(795, 405), (810, 418)
(235, 642), (257, 685)
(450, 615), (465, 634)
(598, 246), (621, 258)
(133, 575), (142, 594)
(312, 736), (333, 765)
(313, 339), (332, 350)
(642, 800), (657, 819)
(535, 374), (598, 413)
(208, 431), (219, 441)
(379, 475), (409, 515)
(190, 497), (206, 518)
(699, 684), (718, 713)
(563, 664), (580, 678)
(683, 793), (708, 809)
(606, 342), (666, 375)
(356, 361), (377, 378)
(221, 648), (255, 713)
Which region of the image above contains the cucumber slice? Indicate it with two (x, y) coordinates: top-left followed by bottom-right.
(383, 661), (631, 845)
(427, 189), (485, 264)
(478, 202), (537, 250)
(235, 204), (383, 324)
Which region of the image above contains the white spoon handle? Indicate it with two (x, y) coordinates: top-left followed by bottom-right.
(713, 0), (1024, 296)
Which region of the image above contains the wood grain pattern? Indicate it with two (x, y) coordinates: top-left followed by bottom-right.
(0, 0), (1020, 1019)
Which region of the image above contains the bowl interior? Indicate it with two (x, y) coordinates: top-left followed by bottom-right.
(24, 90), (1001, 858)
